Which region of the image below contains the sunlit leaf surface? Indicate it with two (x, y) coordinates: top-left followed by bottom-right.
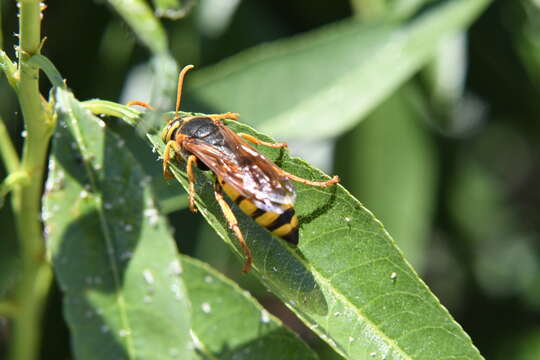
(44, 89), (194, 360)
(336, 84), (436, 271)
(183, 255), (319, 360)
(145, 116), (483, 359)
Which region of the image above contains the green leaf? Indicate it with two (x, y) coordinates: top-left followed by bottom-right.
(28, 54), (65, 88)
(81, 100), (188, 213)
(44, 88), (194, 360)
(107, 0), (168, 54)
(182, 255), (319, 360)
(0, 50), (18, 89)
(510, 0), (540, 96)
(107, 0), (178, 109)
(335, 84), (437, 271)
(82, 100), (141, 127)
(146, 118), (483, 359)
(350, 0), (387, 21)
(422, 32), (467, 115)
(149, 54), (178, 110)
(188, 0), (490, 140)
(107, 114), (188, 214)
(388, 0), (439, 21)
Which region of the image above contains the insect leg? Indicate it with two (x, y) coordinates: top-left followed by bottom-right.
(163, 140), (182, 179)
(126, 100), (156, 110)
(213, 180), (253, 273)
(208, 112), (240, 122)
(237, 133), (288, 148)
(279, 169), (340, 187)
(186, 155), (198, 213)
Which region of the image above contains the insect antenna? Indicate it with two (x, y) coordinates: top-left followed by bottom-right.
(175, 64), (195, 120)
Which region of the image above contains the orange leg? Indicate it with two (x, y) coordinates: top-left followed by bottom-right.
(163, 140), (182, 179)
(208, 112), (239, 122)
(214, 181), (252, 273)
(126, 101), (155, 110)
(237, 133), (287, 148)
(279, 169), (339, 187)
(186, 155), (198, 213)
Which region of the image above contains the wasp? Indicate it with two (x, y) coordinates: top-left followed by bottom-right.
(130, 65), (339, 272)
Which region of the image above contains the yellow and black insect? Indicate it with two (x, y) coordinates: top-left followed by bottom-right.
(131, 65), (339, 272)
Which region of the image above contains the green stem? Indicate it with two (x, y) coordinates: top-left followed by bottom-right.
(0, 118), (20, 174)
(9, 1), (53, 360)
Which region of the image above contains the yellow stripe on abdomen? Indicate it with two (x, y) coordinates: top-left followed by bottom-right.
(254, 211), (280, 227)
(238, 198), (258, 216)
(218, 177), (299, 245)
(221, 182), (241, 203)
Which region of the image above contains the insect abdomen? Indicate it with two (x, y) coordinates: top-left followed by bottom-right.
(219, 179), (299, 245)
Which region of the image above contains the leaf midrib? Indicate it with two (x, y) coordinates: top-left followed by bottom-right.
(66, 104), (135, 358)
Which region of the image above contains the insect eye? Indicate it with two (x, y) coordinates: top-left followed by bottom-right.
(161, 119), (182, 143)
(161, 125), (170, 143)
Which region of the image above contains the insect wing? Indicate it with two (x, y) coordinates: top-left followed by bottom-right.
(181, 128), (295, 214)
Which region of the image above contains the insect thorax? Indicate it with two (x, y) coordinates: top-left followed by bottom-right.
(180, 117), (221, 142)
(179, 116), (224, 170)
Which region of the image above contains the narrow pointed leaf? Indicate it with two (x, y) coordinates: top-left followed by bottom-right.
(189, 0), (490, 140)
(107, 115), (188, 213)
(389, 0), (438, 21)
(149, 54), (178, 110)
(107, 0), (168, 54)
(145, 118), (483, 359)
(81, 100), (188, 213)
(335, 84), (437, 271)
(182, 255), (319, 360)
(28, 54), (65, 88)
(44, 88), (194, 360)
(107, 0), (178, 110)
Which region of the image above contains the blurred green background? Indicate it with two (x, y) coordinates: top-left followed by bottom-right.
(2, 0), (540, 359)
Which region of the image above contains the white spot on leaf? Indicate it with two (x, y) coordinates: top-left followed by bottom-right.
(171, 283), (182, 300)
(143, 269), (155, 284)
(201, 302), (211, 313)
(144, 208), (159, 226)
(260, 310), (270, 323)
(168, 260), (182, 275)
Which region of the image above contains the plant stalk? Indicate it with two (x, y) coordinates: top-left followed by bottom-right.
(0, 118), (20, 174)
(9, 1), (53, 360)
